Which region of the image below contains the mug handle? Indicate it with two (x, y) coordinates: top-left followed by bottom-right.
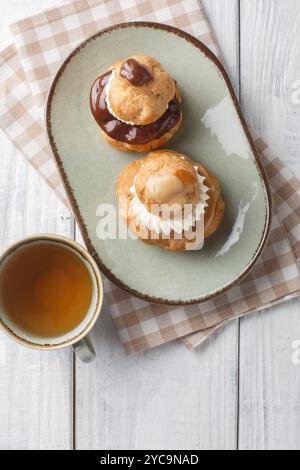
(72, 335), (96, 363)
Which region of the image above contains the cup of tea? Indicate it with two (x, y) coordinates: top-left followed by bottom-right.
(0, 235), (103, 363)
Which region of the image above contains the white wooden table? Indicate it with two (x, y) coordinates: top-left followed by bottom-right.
(0, 0), (300, 450)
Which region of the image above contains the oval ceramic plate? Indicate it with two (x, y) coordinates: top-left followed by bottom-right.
(46, 22), (271, 305)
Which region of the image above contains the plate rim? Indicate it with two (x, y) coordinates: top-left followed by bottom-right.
(46, 21), (272, 305)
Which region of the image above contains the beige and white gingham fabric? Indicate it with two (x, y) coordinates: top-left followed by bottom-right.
(0, 0), (299, 354)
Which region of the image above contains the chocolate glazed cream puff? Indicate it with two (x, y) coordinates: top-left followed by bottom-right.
(117, 150), (225, 252)
(90, 56), (182, 152)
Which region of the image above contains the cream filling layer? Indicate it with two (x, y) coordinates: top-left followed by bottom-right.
(129, 170), (210, 236)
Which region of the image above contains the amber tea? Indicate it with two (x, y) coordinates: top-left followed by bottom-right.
(0, 242), (93, 338)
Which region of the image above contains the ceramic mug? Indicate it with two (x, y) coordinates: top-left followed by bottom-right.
(0, 235), (103, 363)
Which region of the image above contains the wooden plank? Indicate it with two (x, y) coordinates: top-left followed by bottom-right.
(0, 0), (75, 450)
(75, 0), (240, 450)
(0, 140), (74, 450)
(239, 303), (300, 450)
(203, 0), (240, 96)
(239, 0), (300, 178)
(239, 0), (300, 450)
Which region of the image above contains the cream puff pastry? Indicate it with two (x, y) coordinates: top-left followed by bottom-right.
(117, 150), (225, 251)
(90, 55), (182, 153)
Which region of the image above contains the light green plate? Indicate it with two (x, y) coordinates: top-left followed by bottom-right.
(46, 22), (271, 305)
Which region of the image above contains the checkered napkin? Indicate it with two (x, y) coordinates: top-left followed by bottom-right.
(0, 0), (300, 354)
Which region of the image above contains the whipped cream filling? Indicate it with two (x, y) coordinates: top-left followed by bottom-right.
(106, 69), (174, 126)
(128, 168), (210, 236)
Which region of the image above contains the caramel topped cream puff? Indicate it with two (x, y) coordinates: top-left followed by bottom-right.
(90, 56), (182, 153)
(134, 152), (201, 211)
(117, 150), (225, 252)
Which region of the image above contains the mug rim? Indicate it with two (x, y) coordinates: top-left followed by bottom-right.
(0, 234), (104, 350)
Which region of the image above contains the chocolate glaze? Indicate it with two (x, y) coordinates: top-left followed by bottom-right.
(120, 59), (153, 86)
(90, 71), (181, 145)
